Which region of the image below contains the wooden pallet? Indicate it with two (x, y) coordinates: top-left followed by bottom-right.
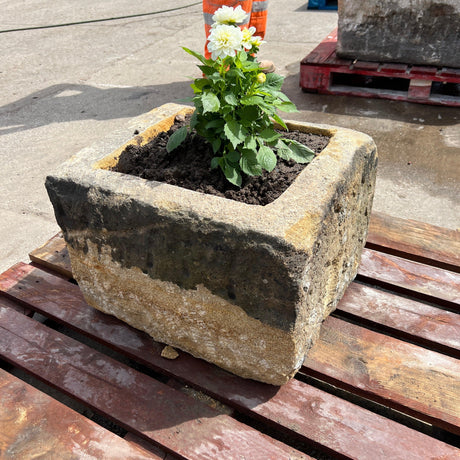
(300, 29), (460, 106)
(0, 211), (459, 459)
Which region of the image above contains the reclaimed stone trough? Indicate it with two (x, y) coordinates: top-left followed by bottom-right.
(337, 0), (460, 68)
(45, 103), (377, 385)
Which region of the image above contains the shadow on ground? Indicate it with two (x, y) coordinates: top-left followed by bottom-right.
(0, 81), (193, 135)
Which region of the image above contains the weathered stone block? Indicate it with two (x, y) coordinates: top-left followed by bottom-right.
(337, 0), (460, 68)
(45, 103), (377, 385)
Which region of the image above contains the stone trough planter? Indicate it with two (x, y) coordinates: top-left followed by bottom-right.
(46, 103), (377, 385)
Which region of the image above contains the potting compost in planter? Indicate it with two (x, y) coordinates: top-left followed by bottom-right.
(46, 103), (377, 385)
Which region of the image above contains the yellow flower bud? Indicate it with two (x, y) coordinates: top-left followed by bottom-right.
(256, 72), (266, 84)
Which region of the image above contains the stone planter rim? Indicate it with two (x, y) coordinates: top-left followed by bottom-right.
(49, 103), (374, 251)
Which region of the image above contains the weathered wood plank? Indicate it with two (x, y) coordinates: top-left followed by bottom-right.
(367, 212), (460, 272)
(0, 305), (309, 460)
(1, 263), (458, 459)
(0, 294), (32, 316)
(303, 316), (460, 435)
(338, 282), (460, 357)
(28, 232), (72, 278)
(358, 248), (460, 310)
(0, 369), (162, 460)
(124, 433), (179, 460)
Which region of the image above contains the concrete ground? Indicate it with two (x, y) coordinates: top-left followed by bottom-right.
(1, 0), (459, 274)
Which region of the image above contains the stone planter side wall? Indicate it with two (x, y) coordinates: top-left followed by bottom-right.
(337, 0), (460, 68)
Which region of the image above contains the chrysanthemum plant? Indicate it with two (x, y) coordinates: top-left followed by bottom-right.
(167, 5), (315, 187)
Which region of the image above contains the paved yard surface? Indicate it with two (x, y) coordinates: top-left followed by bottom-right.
(1, 0), (459, 272)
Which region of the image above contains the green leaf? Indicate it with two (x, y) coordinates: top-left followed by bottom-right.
(226, 68), (244, 80)
(259, 128), (281, 143)
(283, 139), (316, 163)
(258, 145), (277, 172)
(211, 137), (222, 153)
(202, 92), (220, 113)
(237, 105), (260, 123)
(223, 163), (242, 187)
(211, 156), (222, 169)
(224, 92), (238, 106)
(272, 90), (291, 102)
(224, 120), (246, 149)
(190, 111), (198, 129)
(243, 135), (257, 150)
(276, 101), (298, 113)
(240, 149), (262, 176)
(183, 47), (212, 66)
(272, 113), (287, 130)
(166, 126), (188, 152)
(205, 118), (225, 129)
(237, 51), (248, 62)
(264, 73), (284, 89)
(274, 139), (292, 161)
(241, 61), (260, 71)
(259, 102), (277, 117)
(209, 73), (225, 85)
(198, 65), (217, 76)
(241, 95), (264, 106)
(226, 149), (240, 163)
(191, 78), (210, 93)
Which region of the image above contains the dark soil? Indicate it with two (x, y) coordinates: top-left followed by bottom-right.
(113, 115), (329, 206)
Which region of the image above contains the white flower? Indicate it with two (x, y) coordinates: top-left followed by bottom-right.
(241, 26), (256, 50)
(241, 26), (264, 51)
(207, 24), (243, 60)
(212, 5), (248, 26)
(250, 34), (265, 49)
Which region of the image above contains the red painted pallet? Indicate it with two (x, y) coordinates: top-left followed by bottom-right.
(300, 29), (460, 106)
(0, 211), (459, 458)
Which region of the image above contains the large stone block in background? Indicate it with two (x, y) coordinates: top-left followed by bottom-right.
(45, 104), (377, 385)
(337, 0), (460, 68)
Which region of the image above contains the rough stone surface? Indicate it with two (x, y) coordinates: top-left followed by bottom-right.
(337, 0), (460, 68)
(45, 103), (377, 385)
(161, 346), (179, 360)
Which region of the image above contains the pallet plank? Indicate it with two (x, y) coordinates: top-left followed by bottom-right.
(124, 433), (179, 460)
(1, 263), (459, 458)
(0, 306), (309, 460)
(303, 316), (460, 435)
(29, 232), (72, 278)
(302, 29), (339, 65)
(0, 294), (32, 316)
(340, 281), (460, 353)
(358, 248), (460, 310)
(338, 282), (460, 357)
(367, 212), (460, 273)
(0, 369), (162, 460)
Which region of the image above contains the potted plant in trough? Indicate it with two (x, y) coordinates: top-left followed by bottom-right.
(46, 7), (377, 385)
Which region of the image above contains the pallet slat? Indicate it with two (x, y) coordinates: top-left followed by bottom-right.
(303, 316), (460, 435)
(367, 212), (460, 273)
(29, 232), (72, 278)
(338, 282), (460, 357)
(0, 369), (162, 460)
(0, 305), (308, 460)
(357, 248), (460, 310)
(1, 263), (459, 458)
(0, 295), (32, 316)
(124, 433), (180, 460)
